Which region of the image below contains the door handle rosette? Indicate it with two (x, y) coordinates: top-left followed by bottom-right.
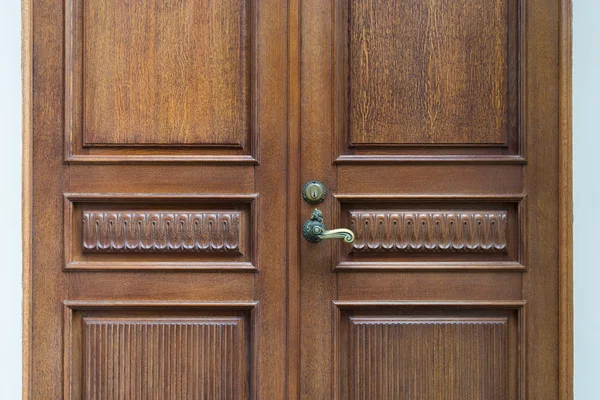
(302, 208), (355, 244)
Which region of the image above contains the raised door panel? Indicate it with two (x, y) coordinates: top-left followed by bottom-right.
(334, 0), (523, 162)
(332, 195), (525, 270)
(65, 0), (257, 162)
(335, 303), (524, 399)
(64, 194), (258, 270)
(64, 302), (255, 399)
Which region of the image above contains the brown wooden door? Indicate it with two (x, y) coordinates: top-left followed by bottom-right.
(24, 0), (571, 399)
(27, 0), (288, 398)
(296, 1), (571, 399)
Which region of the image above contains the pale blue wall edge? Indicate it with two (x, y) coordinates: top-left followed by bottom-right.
(573, 1), (600, 399)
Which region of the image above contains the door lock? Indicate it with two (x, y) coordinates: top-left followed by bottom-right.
(302, 180), (326, 204)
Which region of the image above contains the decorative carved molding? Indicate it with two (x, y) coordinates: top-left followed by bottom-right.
(82, 211), (241, 252)
(350, 211), (507, 253)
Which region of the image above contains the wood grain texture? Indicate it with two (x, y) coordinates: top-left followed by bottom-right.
(346, 317), (507, 399)
(31, 0), (70, 397)
(22, 0), (33, 397)
(348, 0), (507, 145)
(82, 211), (241, 253)
(286, 0), (302, 396)
(300, 0), (338, 397)
(559, 1), (573, 398)
(521, 0), (562, 397)
(350, 210), (507, 253)
(337, 273), (523, 301)
(252, 0), (288, 397)
(68, 273), (254, 302)
(82, 317), (243, 399)
(77, 0), (250, 146)
(70, 165), (255, 194)
(338, 165), (523, 194)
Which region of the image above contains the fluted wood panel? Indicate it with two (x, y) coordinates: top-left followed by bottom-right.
(348, 317), (507, 399)
(83, 317), (245, 399)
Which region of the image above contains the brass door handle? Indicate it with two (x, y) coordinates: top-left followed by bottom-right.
(302, 208), (355, 244)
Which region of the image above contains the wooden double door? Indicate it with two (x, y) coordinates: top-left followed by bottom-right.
(25, 0), (571, 398)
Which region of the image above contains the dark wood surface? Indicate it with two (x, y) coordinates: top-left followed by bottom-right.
(23, 0), (572, 398)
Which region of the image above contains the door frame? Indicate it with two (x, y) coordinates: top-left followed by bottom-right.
(558, 1), (573, 398)
(21, 0), (573, 398)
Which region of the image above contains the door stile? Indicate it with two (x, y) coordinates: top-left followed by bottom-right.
(287, 0), (302, 398)
(253, 1), (289, 398)
(299, 0), (338, 397)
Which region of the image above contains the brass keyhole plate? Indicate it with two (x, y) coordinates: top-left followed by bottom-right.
(302, 180), (326, 204)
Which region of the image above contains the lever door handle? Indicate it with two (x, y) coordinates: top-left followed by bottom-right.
(302, 208), (355, 244)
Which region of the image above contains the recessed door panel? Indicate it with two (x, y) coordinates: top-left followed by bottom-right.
(333, 0), (523, 162)
(332, 195), (525, 270)
(65, 0), (257, 162)
(64, 302), (255, 400)
(335, 303), (524, 400)
(64, 194), (258, 270)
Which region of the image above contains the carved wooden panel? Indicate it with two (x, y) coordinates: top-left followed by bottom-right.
(350, 211), (508, 253)
(64, 194), (257, 270)
(335, 303), (524, 400)
(64, 302), (254, 400)
(334, 0), (523, 162)
(83, 211), (241, 253)
(333, 196), (525, 270)
(349, 317), (507, 398)
(65, 0), (257, 162)
(83, 318), (241, 399)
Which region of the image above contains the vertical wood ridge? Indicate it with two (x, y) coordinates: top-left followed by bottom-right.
(349, 318), (507, 399)
(83, 319), (239, 399)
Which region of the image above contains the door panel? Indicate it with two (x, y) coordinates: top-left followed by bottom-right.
(334, 303), (524, 399)
(332, 195), (524, 270)
(333, 0), (523, 161)
(346, 0), (508, 145)
(65, 0), (257, 162)
(64, 302), (255, 400)
(64, 194), (257, 271)
(78, 0), (250, 147)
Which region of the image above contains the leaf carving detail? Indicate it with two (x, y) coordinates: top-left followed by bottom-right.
(350, 211), (508, 253)
(82, 211), (241, 252)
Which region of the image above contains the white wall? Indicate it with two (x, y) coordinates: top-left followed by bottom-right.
(0, 1), (597, 398)
(573, 1), (600, 398)
(0, 0), (23, 398)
